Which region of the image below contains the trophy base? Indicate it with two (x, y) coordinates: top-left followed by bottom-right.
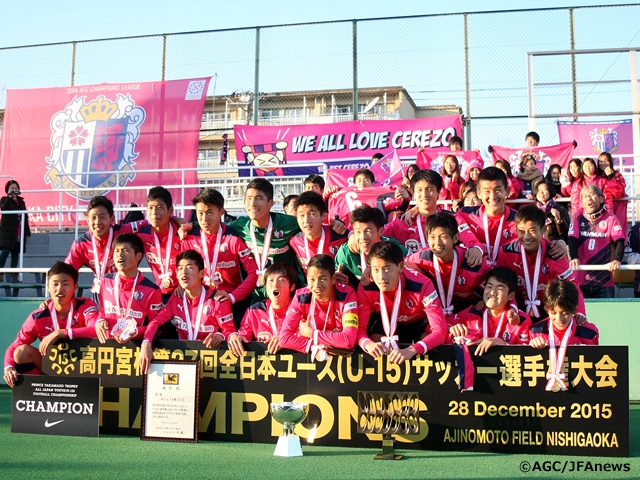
(274, 435), (303, 457)
(374, 454), (404, 461)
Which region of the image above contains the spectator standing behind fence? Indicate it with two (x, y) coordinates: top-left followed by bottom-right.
(0, 180), (30, 283)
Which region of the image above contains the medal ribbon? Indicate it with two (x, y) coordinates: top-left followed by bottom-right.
(90, 226), (113, 286)
(202, 225), (223, 283)
(360, 250), (367, 275)
(379, 279), (402, 350)
(115, 272), (140, 321)
(267, 303), (278, 336)
(153, 223), (174, 284)
(183, 287), (207, 341)
(482, 210), (505, 265)
(416, 215), (427, 249)
(434, 250), (457, 316)
(545, 319), (573, 392)
(521, 245), (542, 318)
(249, 217), (273, 276)
(309, 293), (335, 362)
(304, 227), (325, 263)
(51, 301), (74, 339)
(482, 309), (508, 339)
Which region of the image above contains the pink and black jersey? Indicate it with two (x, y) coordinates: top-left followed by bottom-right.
(455, 205), (517, 260)
(181, 224), (259, 303)
(568, 210), (625, 287)
(496, 238), (586, 319)
(450, 305), (531, 345)
(406, 245), (490, 314)
(144, 287), (235, 342)
(4, 298), (98, 369)
(356, 268), (448, 355)
(65, 222), (146, 276)
(529, 318), (599, 346)
(289, 225), (348, 273)
(136, 223), (182, 293)
(383, 216), (428, 255)
(237, 299), (290, 342)
(75, 272), (163, 339)
(279, 283), (359, 353)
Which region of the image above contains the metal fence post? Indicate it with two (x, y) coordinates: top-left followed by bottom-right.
(19, 213), (25, 282)
(58, 191), (63, 231)
(463, 14), (471, 149)
(352, 20), (358, 121)
(254, 27), (260, 126)
(71, 41), (77, 86)
(570, 8), (578, 121)
(162, 34), (167, 81)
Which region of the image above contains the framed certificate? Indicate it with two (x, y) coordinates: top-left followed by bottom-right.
(141, 360), (200, 442)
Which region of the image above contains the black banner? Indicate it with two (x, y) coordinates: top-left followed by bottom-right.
(11, 375), (100, 437)
(40, 340), (629, 456)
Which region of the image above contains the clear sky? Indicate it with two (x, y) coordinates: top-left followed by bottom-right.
(0, 0), (632, 47)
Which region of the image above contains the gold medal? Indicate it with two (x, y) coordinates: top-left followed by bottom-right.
(161, 277), (171, 289)
(257, 273), (265, 287)
(552, 379), (562, 392)
(315, 348), (328, 362)
(91, 278), (101, 294)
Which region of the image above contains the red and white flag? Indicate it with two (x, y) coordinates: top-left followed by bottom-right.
(489, 142), (575, 173)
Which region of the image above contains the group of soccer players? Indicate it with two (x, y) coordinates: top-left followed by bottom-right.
(4, 157), (613, 393)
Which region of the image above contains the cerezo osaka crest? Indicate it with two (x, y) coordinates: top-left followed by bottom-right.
(45, 95), (146, 201)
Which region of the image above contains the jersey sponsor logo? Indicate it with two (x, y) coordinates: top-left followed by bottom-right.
(558, 268), (573, 280)
(519, 333), (529, 342)
(405, 239), (420, 254)
(422, 290), (438, 307)
(239, 248), (251, 257)
(44, 326), (53, 331)
(458, 224), (469, 233)
(512, 261), (522, 269)
(613, 224), (622, 232)
(342, 313), (358, 328)
(580, 231), (607, 238)
(344, 301), (357, 311)
(201, 325), (216, 333)
(103, 302), (143, 319)
(216, 260), (237, 269)
(219, 314), (234, 324)
(151, 303), (163, 311)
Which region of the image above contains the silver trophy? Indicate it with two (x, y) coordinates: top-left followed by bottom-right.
(270, 402), (309, 457)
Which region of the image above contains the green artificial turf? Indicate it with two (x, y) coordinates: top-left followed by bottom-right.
(0, 387), (638, 480)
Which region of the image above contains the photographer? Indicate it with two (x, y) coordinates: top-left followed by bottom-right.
(0, 180), (30, 282)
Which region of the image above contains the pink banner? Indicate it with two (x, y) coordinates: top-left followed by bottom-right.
(490, 143), (575, 173)
(557, 120), (634, 167)
(234, 115), (462, 177)
(325, 150), (404, 190)
(0, 78), (211, 226)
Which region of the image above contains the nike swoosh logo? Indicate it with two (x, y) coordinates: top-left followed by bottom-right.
(45, 419), (65, 428)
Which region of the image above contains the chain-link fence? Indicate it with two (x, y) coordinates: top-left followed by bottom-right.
(1, 4), (640, 160)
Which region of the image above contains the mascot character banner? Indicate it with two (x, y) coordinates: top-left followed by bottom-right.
(0, 78), (210, 226)
(234, 115), (462, 177)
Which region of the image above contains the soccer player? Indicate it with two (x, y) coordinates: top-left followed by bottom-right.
(65, 196), (146, 294)
(405, 213), (491, 320)
(568, 185), (625, 298)
(530, 280), (599, 392)
(135, 187), (183, 297)
(289, 191), (348, 273)
(227, 262), (298, 357)
(496, 205), (586, 323)
(449, 267), (532, 356)
(456, 167), (566, 267)
(356, 241), (448, 365)
(279, 254), (359, 359)
(3, 262), (98, 387)
(139, 250), (235, 373)
(89, 234), (163, 343)
(335, 205), (407, 290)
(283, 194), (299, 216)
(303, 174), (325, 195)
(384, 169), (443, 254)
(181, 188), (259, 327)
